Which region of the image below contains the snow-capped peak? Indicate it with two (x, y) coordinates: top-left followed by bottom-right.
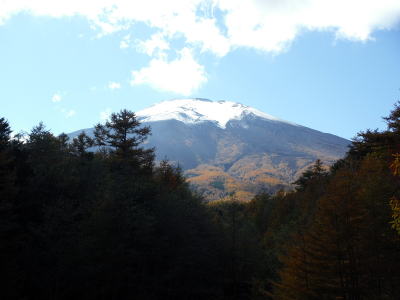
(136, 98), (292, 128)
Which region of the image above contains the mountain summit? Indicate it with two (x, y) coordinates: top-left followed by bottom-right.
(70, 98), (350, 201)
(136, 98), (293, 129)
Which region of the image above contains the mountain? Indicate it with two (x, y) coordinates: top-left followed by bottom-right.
(70, 98), (350, 201)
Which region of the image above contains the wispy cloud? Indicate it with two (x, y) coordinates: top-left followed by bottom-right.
(131, 47), (207, 96)
(65, 110), (76, 118)
(100, 108), (112, 121)
(60, 108), (76, 118)
(136, 33), (170, 57)
(119, 34), (131, 49)
(3, 0), (400, 95)
(108, 82), (121, 90)
(2, 0), (399, 54)
(51, 92), (62, 102)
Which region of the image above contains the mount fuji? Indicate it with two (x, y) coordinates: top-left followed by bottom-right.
(70, 98), (350, 201)
(136, 98), (294, 128)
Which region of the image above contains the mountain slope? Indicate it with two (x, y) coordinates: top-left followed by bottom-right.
(70, 98), (350, 201)
(136, 98), (292, 128)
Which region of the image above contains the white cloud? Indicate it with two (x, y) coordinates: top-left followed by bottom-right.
(131, 47), (207, 96)
(2, 0), (400, 94)
(120, 40), (129, 49)
(217, 0), (400, 52)
(60, 108), (76, 118)
(136, 33), (170, 57)
(51, 93), (62, 102)
(65, 109), (76, 118)
(100, 108), (112, 121)
(1, 0), (399, 55)
(108, 81), (121, 90)
(119, 34), (130, 49)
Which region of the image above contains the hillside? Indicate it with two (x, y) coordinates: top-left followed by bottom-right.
(70, 99), (350, 201)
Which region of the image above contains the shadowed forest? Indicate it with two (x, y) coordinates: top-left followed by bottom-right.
(1, 103), (400, 300)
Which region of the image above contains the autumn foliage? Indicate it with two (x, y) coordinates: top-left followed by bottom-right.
(1, 102), (400, 299)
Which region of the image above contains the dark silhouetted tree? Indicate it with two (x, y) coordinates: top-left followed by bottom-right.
(94, 109), (154, 167)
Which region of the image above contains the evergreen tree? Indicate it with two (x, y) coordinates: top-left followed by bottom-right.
(293, 159), (327, 192)
(390, 153), (400, 235)
(0, 118), (21, 299)
(383, 101), (400, 133)
(273, 168), (368, 300)
(94, 109), (154, 167)
(70, 131), (94, 158)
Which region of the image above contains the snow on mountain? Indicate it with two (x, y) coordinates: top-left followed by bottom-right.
(68, 97), (349, 201)
(136, 98), (295, 128)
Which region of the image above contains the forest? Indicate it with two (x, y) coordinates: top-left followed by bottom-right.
(1, 104), (400, 300)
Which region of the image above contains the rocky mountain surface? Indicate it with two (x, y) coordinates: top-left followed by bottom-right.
(70, 98), (350, 201)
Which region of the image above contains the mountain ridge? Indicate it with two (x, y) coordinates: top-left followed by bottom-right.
(69, 98), (350, 201)
(135, 98), (297, 128)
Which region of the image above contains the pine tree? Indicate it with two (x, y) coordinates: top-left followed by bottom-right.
(293, 159), (327, 192)
(273, 168), (368, 300)
(70, 131), (94, 158)
(390, 153), (400, 235)
(0, 118), (14, 196)
(383, 101), (400, 133)
(93, 109), (154, 167)
(0, 118), (21, 298)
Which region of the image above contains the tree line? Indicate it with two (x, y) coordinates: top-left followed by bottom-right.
(1, 105), (400, 299)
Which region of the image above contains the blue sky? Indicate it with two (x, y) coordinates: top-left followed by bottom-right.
(0, 0), (399, 139)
